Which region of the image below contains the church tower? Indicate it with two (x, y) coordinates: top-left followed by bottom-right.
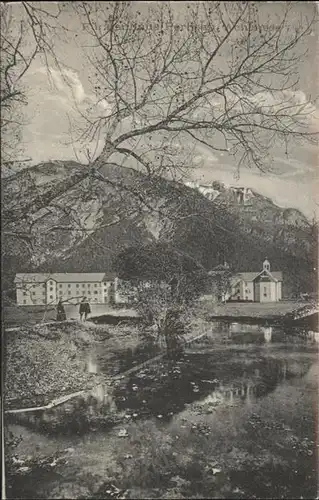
(263, 258), (270, 272)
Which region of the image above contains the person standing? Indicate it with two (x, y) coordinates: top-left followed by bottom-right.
(56, 299), (67, 321)
(108, 282), (115, 306)
(79, 297), (91, 321)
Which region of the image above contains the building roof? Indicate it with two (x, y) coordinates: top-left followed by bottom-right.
(14, 272), (116, 283)
(14, 273), (51, 283)
(233, 270), (283, 283)
(230, 276), (242, 287)
(261, 271), (283, 281)
(236, 272), (258, 282)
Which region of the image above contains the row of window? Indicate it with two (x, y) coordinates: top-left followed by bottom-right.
(22, 297), (102, 305)
(241, 281), (274, 289)
(23, 289), (107, 296)
(23, 284), (53, 290)
(236, 286), (270, 294)
(58, 283), (101, 288)
(238, 293), (268, 298)
(58, 290), (100, 296)
(22, 282), (109, 288)
(23, 299), (46, 304)
(55, 283), (108, 289)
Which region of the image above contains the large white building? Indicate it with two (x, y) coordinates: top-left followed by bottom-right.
(228, 259), (283, 303)
(14, 273), (124, 306)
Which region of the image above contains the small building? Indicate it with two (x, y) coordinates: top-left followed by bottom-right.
(229, 259), (283, 303)
(231, 187), (254, 205)
(14, 272), (117, 306)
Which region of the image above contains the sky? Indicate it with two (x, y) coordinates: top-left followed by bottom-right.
(7, 1), (319, 219)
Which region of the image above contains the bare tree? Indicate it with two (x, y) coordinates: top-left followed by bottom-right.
(4, 2), (318, 210)
(0, 2), (64, 174)
(2, 2), (318, 295)
(68, 2), (317, 176)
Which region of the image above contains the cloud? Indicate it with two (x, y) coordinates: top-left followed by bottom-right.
(97, 99), (111, 111)
(48, 68), (86, 104)
(34, 66), (112, 115)
(189, 89), (318, 136)
(195, 145), (219, 164)
(34, 67), (84, 105)
(272, 155), (315, 179)
(22, 65), (114, 162)
(193, 155), (204, 166)
(63, 69), (86, 103)
(246, 90), (318, 124)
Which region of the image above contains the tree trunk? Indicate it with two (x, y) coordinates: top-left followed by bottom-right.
(163, 316), (184, 361)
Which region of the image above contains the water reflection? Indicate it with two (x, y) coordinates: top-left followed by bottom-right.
(112, 350), (310, 422)
(263, 326), (272, 343)
(86, 350), (307, 421)
(87, 354), (98, 374)
(214, 321), (318, 346)
(91, 342), (161, 377)
(91, 384), (104, 403)
(6, 323), (317, 436)
(194, 374), (281, 410)
(217, 322), (274, 344)
(198, 382), (251, 407)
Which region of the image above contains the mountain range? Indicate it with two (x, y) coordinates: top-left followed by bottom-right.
(2, 160), (317, 297)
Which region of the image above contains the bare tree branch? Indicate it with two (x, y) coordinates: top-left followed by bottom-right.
(2, 2), (318, 272)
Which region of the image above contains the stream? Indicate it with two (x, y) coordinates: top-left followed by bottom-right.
(6, 321), (319, 499)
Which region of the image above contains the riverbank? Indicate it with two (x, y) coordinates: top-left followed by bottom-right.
(200, 300), (314, 323)
(4, 320), (153, 411)
(3, 304), (138, 328)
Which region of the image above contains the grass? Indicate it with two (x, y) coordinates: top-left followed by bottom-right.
(3, 305), (57, 327)
(3, 303), (138, 328)
(4, 323), (100, 407)
(198, 300), (311, 319)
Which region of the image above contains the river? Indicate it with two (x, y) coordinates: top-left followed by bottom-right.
(5, 321), (319, 499)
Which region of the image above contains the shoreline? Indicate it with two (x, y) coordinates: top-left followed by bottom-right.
(207, 315), (283, 325)
(200, 300), (317, 326)
(207, 313), (318, 328)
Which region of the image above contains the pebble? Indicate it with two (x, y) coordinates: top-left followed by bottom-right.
(17, 466), (31, 473)
(212, 467), (221, 475)
(118, 429), (128, 437)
